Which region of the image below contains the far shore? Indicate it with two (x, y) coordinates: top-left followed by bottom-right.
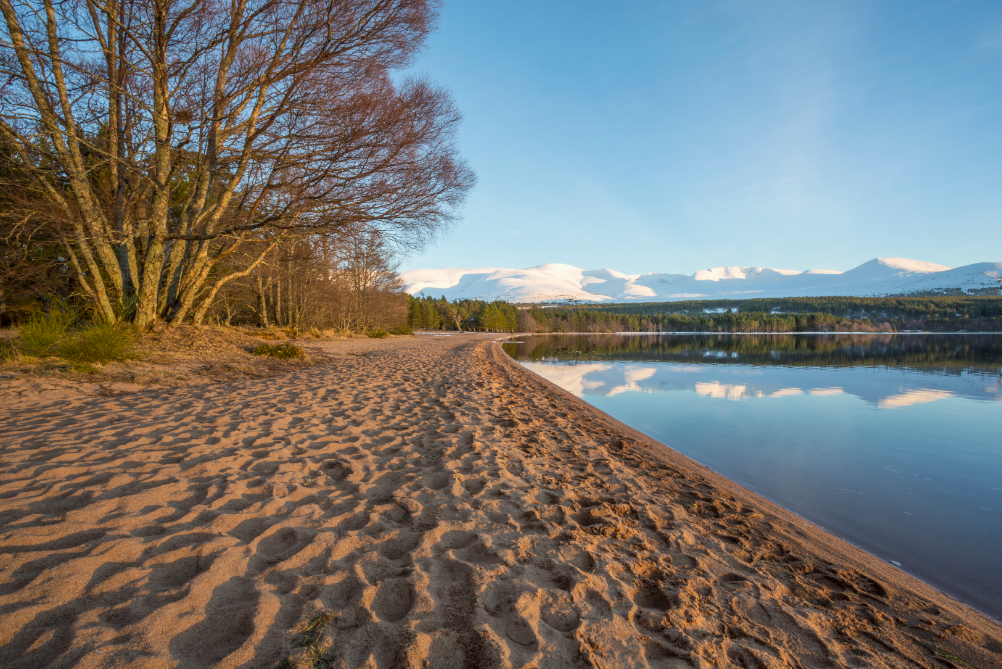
(1, 333), (1001, 668)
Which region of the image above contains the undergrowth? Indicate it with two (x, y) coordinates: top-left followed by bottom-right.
(7, 306), (139, 365)
(251, 343), (304, 359)
(388, 324), (413, 336)
(367, 328), (389, 338)
(57, 322), (140, 363)
(17, 307), (76, 356)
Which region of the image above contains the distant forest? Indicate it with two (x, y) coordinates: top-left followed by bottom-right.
(409, 295), (1002, 333)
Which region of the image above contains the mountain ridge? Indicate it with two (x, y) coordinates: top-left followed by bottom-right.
(401, 258), (1002, 303)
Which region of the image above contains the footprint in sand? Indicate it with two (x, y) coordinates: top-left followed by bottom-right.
(634, 579), (675, 612)
(540, 595), (582, 633)
(372, 578), (414, 622)
(717, 572), (753, 594)
(557, 545), (595, 573)
(168, 576), (259, 665)
(583, 589), (612, 617)
(377, 531), (423, 560)
(229, 517), (271, 543)
(320, 460), (350, 482)
(505, 617), (538, 647)
(461, 478), (485, 495)
(147, 553), (218, 591)
(423, 472), (452, 490)
(250, 527), (310, 572)
(437, 529), (478, 550)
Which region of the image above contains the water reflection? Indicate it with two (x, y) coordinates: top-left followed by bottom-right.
(507, 332), (1002, 375)
(504, 334), (1002, 620)
(506, 333), (1002, 409)
(516, 359), (1000, 408)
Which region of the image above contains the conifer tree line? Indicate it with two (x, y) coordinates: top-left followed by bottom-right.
(0, 0), (473, 329)
(406, 296), (520, 332)
(406, 295), (1002, 333)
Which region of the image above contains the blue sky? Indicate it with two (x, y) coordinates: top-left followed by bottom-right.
(400, 0), (1002, 274)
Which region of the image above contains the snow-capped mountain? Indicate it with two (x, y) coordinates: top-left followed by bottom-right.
(400, 258), (1002, 303)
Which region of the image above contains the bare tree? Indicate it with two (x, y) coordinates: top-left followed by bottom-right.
(0, 0), (473, 327)
(202, 225), (407, 332)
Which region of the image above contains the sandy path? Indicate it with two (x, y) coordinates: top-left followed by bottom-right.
(1, 334), (1000, 669)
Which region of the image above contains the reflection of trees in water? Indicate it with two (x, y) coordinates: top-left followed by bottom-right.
(505, 334), (1002, 376)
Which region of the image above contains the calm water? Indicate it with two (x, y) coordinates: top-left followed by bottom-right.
(503, 334), (1002, 620)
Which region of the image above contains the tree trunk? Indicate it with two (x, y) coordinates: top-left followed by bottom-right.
(274, 279), (282, 327)
(256, 276), (270, 328)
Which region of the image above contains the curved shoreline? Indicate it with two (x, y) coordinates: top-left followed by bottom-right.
(497, 337), (1002, 622)
(493, 340), (1002, 617)
(0, 334), (999, 668)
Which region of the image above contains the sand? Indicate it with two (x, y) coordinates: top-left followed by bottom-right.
(1, 333), (1000, 668)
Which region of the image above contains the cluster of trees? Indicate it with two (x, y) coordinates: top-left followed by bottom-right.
(203, 229), (408, 332)
(406, 296), (520, 332)
(388, 295), (1002, 335)
(519, 308), (894, 333)
(565, 296), (1002, 332)
(516, 296), (1002, 333)
(0, 0), (472, 330)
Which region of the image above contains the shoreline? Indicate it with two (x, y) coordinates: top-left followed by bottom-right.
(493, 340), (1002, 622)
(1, 334), (1000, 667)
(500, 331), (1002, 335)
(502, 331), (1002, 620)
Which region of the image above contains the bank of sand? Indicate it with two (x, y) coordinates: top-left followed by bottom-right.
(1, 334), (1000, 669)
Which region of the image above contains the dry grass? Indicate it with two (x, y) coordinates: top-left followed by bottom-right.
(0, 322), (338, 404)
(251, 343), (305, 359)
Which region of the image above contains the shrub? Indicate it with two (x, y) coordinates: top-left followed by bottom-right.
(367, 328), (389, 339)
(388, 324), (413, 336)
(251, 343), (304, 359)
(56, 323), (139, 363)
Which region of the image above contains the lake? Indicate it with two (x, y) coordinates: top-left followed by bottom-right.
(502, 333), (1002, 620)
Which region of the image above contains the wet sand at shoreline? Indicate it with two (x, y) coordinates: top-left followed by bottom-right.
(1, 334), (1000, 668)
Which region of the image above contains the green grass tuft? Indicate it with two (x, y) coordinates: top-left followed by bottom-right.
(56, 323), (139, 364)
(18, 308), (77, 357)
(388, 324), (413, 336)
(251, 343), (304, 359)
(12, 305), (139, 365)
(367, 328), (389, 339)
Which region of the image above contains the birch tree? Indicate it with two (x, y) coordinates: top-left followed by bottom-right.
(0, 0), (472, 326)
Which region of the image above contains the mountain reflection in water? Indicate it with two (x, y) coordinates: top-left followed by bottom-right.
(503, 334), (1002, 621)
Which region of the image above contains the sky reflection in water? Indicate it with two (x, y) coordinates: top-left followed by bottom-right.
(504, 334), (1002, 620)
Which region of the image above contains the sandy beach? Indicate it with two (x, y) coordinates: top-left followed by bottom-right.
(1, 333), (1000, 668)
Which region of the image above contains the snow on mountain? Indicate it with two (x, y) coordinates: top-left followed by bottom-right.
(401, 258), (1002, 303)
